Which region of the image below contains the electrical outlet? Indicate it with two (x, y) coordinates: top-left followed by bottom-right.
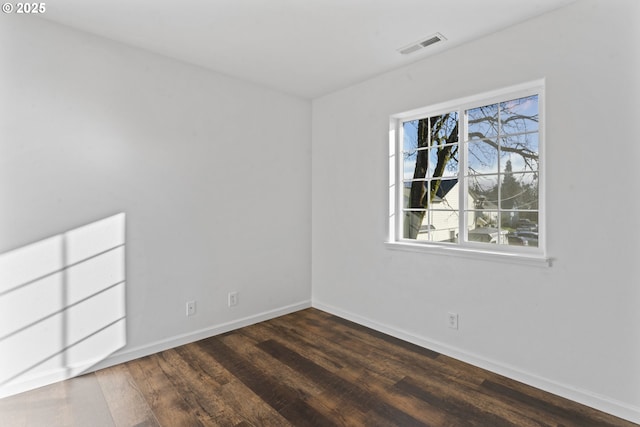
(228, 291), (238, 307)
(447, 312), (458, 329)
(186, 301), (196, 316)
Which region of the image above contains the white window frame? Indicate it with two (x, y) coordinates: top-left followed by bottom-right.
(387, 80), (550, 266)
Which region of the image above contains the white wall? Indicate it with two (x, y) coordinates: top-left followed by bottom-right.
(312, 0), (640, 422)
(0, 16), (311, 395)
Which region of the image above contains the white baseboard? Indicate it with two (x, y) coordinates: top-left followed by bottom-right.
(312, 300), (640, 425)
(0, 300), (311, 400)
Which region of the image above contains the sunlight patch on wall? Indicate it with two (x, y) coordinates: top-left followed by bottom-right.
(0, 213), (126, 398)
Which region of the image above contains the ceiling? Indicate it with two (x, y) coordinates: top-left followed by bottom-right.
(41, 0), (575, 99)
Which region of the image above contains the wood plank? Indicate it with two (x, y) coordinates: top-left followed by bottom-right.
(238, 317), (347, 373)
(198, 337), (300, 413)
(216, 379), (294, 427)
(0, 373), (115, 427)
(165, 344), (288, 427)
(125, 354), (206, 427)
(0, 380), (73, 427)
(257, 338), (429, 426)
(94, 363), (160, 427)
(172, 341), (234, 387)
(264, 310), (482, 407)
(268, 310), (481, 390)
(172, 342), (288, 426)
(60, 373), (115, 427)
(395, 375), (529, 427)
(218, 332), (324, 398)
(334, 360), (449, 426)
(480, 379), (636, 427)
(198, 336), (341, 426)
(324, 312), (440, 359)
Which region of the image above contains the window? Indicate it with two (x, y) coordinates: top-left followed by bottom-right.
(389, 81), (545, 259)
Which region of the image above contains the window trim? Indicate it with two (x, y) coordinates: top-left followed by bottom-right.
(388, 80), (550, 266)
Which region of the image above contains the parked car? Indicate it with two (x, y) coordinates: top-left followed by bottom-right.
(507, 235), (529, 246)
(515, 219), (538, 232)
(513, 230), (539, 247)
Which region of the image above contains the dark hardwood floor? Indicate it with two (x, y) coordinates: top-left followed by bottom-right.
(0, 308), (637, 426)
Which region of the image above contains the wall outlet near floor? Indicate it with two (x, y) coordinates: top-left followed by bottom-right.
(447, 312), (459, 329)
(186, 300), (196, 316)
(228, 291), (238, 307)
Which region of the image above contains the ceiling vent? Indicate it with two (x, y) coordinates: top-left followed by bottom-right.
(398, 33), (446, 55)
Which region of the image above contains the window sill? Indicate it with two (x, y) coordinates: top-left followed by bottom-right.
(384, 241), (553, 267)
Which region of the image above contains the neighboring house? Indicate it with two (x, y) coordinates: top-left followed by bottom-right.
(404, 180), (475, 242)
(404, 180), (521, 243)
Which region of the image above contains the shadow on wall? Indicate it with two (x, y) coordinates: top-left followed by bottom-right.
(0, 213), (126, 398)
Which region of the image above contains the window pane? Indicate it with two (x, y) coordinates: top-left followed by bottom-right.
(404, 149), (429, 180)
(404, 179), (461, 209)
(468, 140), (498, 175)
(516, 212), (539, 230)
(500, 134), (539, 173)
(499, 172), (538, 210)
(403, 181), (426, 209)
(468, 210), (498, 228)
(405, 115), (459, 181)
(403, 210), (426, 239)
(502, 212), (539, 231)
(404, 151), (419, 180)
(430, 178), (459, 207)
(468, 174), (499, 206)
(511, 212), (539, 247)
(500, 95), (539, 135)
(403, 120), (419, 154)
(431, 112), (459, 144)
(518, 175), (538, 210)
(426, 210), (459, 243)
(501, 212), (518, 230)
(466, 224), (507, 245)
(468, 103), (498, 139)
(429, 145), (459, 178)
